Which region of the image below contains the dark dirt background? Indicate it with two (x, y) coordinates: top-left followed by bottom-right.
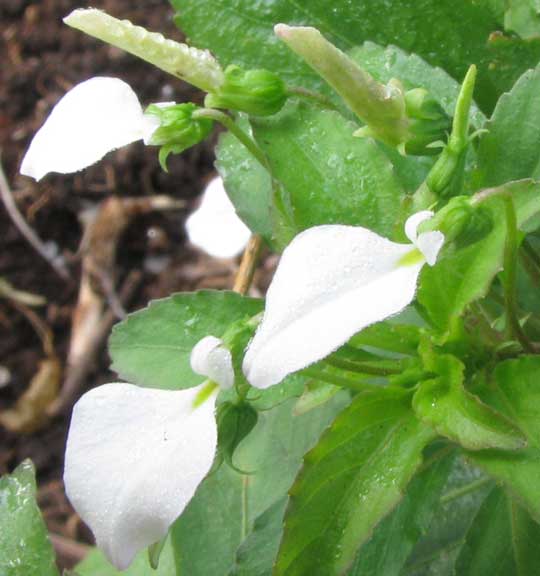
(0, 0), (265, 569)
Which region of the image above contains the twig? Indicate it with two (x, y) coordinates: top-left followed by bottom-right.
(0, 153), (71, 280)
(233, 235), (263, 295)
(47, 270), (142, 417)
(48, 533), (91, 565)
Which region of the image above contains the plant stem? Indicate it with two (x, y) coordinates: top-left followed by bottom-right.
(233, 235), (263, 295)
(324, 355), (404, 376)
(193, 108), (269, 169)
(287, 86), (337, 110)
(503, 196), (535, 352)
(439, 476), (492, 505)
(301, 366), (378, 392)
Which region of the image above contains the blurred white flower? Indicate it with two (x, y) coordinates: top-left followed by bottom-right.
(186, 176), (251, 258)
(243, 211), (444, 389)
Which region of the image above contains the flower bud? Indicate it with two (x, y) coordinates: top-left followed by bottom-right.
(204, 65), (288, 116)
(145, 103), (213, 170)
(404, 88), (451, 156)
(419, 196), (492, 245)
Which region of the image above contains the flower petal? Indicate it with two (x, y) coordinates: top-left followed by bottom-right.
(64, 383), (217, 570)
(404, 210), (434, 243)
(416, 230), (445, 266)
(185, 177), (251, 258)
(191, 336), (234, 389)
(243, 225), (423, 389)
(21, 77), (148, 180)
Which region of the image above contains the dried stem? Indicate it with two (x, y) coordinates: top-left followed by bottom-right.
(0, 153), (71, 280)
(233, 235), (263, 295)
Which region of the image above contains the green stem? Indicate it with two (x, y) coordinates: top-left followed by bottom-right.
(503, 196), (535, 352)
(439, 476), (492, 505)
(412, 65), (477, 210)
(287, 86), (337, 110)
(301, 366), (378, 392)
(194, 108), (297, 237)
(324, 355), (404, 376)
(193, 108), (269, 169)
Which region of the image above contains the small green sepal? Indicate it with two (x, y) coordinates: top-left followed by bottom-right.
(204, 65), (288, 116)
(403, 88), (452, 155)
(215, 401), (258, 472)
(145, 103), (213, 170)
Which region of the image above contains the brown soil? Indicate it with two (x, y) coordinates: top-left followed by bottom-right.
(0, 1), (251, 569)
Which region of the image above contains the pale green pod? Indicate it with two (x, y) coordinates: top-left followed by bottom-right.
(64, 8), (224, 92)
(275, 24), (409, 148)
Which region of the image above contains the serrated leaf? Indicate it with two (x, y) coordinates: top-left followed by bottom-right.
(418, 180), (540, 331)
(455, 487), (540, 575)
(470, 356), (540, 521)
(251, 101), (405, 240)
(402, 455), (493, 575)
(171, 391), (349, 576)
(0, 460), (59, 576)
(348, 450), (454, 576)
(108, 291), (262, 390)
(172, 0), (540, 114)
(76, 537), (176, 575)
(476, 65), (540, 187)
(228, 497), (287, 576)
(274, 387), (435, 576)
(412, 355), (526, 451)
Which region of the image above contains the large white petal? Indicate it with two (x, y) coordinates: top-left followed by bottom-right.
(186, 177), (251, 258)
(243, 225), (423, 389)
(191, 335), (234, 389)
(64, 383), (217, 570)
(21, 77), (150, 180)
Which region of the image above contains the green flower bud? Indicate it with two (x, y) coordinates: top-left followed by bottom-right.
(204, 65), (288, 116)
(420, 196), (492, 245)
(404, 88), (451, 156)
(145, 103), (213, 170)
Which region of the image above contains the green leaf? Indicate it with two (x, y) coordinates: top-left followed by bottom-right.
(251, 101), (405, 239)
(76, 537), (176, 575)
(228, 498), (288, 576)
(274, 387), (436, 576)
(455, 487), (540, 575)
(402, 454), (493, 575)
(108, 291), (262, 390)
(504, 0), (540, 39)
(412, 355), (526, 451)
(216, 118), (274, 244)
(476, 65), (540, 187)
(348, 450), (454, 576)
(172, 0), (540, 114)
(471, 356), (540, 521)
(418, 180), (540, 332)
(171, 390), (349, 576)
(0, 460), (59, 576)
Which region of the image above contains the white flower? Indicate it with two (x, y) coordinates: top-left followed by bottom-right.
(243, 211), (444, 389)
(20, 77), (163, 181)
(64, 338), (233, 570)
(186, 177), (251, 258)
(191, 335), (235, 389)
